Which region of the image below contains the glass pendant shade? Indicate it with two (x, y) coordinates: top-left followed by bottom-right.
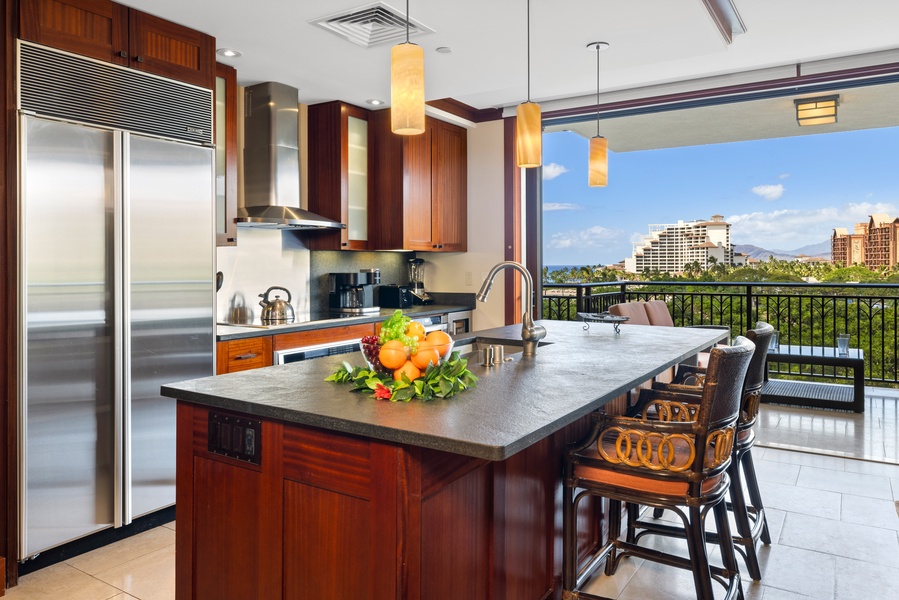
(516, 101), (542, 168)
(589, 135), (608, 187)
(391, 42), (425, 135)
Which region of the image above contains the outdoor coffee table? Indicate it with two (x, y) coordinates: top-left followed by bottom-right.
(762, 344), (865, 413)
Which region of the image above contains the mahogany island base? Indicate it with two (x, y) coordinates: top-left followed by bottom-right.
(166, 322), (727, 599)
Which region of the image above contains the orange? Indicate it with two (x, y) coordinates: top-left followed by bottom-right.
(426, 330), (453, 356)
(405, 321), (426, 340)
(393, 360), (421, 381)
(411, 340), (439, 370)
(379, 339), (408, 370)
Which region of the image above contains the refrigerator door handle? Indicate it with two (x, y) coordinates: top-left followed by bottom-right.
(17, 113), (29, 559)
(115, 131), (130, 528)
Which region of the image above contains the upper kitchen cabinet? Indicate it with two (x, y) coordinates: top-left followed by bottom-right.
(371, 112), (467, 252)
(19, 0), (215, 89)
(215, 62), (237, 246)
(306, 101), (373, 251)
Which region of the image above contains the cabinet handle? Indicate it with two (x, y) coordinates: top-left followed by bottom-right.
(135, 56), (144, 63)
(117, 50), (128, 58)
(342, 242), (348, 247)
(234, 353), (258, 360)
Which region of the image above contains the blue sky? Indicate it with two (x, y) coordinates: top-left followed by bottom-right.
(542, 126), (899, 266)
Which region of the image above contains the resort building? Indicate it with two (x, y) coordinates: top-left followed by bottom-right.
(624, 215), (735, 274)
(832, 214), (899, 267)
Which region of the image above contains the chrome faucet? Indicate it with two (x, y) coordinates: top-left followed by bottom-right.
(476, 261), (547, 356)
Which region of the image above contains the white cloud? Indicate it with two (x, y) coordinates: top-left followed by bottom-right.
(751, 184), (785, 201)
(727, 202), (897, 249)
(778, 173), (790, 180)
(543, 162), (569, 180)
(543, 202), (580, 211)
(548, 225), (620, 249)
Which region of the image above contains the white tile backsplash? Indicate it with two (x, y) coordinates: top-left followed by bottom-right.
(216, 228), (311, 322)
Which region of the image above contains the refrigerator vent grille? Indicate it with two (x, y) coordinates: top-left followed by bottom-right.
(18, 42), (212, 145)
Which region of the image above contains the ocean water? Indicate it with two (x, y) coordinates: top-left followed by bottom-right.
(545, 264), (596, 272)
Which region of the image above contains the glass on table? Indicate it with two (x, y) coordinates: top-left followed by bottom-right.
(768, 330), (780, 352)
(837, 333), (850, 357)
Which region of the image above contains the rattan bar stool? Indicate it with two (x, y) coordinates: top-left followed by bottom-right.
(638, 322), (775, 581)
(562, 337), (754, 600)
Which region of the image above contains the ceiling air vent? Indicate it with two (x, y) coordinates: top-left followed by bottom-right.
(311, 2), (435, 48)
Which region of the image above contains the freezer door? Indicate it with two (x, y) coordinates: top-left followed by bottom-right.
(125, 135), (214, 520)
(20, 117), (117, 558)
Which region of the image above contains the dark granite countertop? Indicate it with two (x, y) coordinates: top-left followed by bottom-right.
(216, 304), (473, 341)
(165, 321), (726, 461)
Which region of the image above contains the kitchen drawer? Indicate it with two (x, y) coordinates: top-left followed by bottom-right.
(273, 323), (375, 351)
(217, 337), (273, 374)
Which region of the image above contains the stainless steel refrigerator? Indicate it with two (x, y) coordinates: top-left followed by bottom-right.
(17, 42), (215, 560)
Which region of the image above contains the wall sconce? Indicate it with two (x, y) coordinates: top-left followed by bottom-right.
(794, 95), (839, 127)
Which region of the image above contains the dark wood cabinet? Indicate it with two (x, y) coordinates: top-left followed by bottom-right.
(307, 101), (373, 251)
(215, 62), (237, 246)
(19, 0), (215, 88)
(372, 112), (468, 252)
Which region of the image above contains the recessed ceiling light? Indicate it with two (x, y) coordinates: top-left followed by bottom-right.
(366, 99), (385, 106)
(436, 47), (452, 54)
(216, 48), (242, 58)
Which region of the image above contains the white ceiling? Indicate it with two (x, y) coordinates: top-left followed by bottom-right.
(124, 0), (899, 113)
(121, 1), (899, 151)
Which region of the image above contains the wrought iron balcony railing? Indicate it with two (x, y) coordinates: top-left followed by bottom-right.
(542, 281), (899, 386)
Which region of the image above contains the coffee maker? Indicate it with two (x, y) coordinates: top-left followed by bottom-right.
(328, 272), (380, 314)
(408, 258), (433, 305)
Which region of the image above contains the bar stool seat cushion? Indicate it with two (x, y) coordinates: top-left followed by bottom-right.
(573, 443), (725, 496)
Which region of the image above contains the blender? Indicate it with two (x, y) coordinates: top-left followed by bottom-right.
(408, 258), (433, 305)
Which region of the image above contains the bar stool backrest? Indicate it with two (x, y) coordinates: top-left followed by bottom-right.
(644, 300), (675, 327)
(701, 336), (755, 429)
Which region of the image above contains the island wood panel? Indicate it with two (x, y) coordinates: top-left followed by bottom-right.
(271, 323), (375, 351)
(176, 401), (609, 600)
(282, 441), (398, 600)
(420, 464), (492, 598)
(176, 404), (284, 599)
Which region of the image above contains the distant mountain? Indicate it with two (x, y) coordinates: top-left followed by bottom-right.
(734, 240), (831, 261)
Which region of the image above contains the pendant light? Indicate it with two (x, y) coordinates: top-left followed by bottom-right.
(516, 0), (541, 168)
(391, 0), (425, 135)
(588, 41), (609, 187)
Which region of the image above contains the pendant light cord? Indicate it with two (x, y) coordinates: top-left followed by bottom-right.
(527, 0), (531, 102)
(596, 44), (600, 137)
(406, 0), (410, 44)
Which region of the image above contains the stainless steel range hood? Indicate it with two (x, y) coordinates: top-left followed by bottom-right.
(237, 82), (345, 230)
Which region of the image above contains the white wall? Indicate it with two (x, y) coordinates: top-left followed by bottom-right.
(426, 119), (507, 330)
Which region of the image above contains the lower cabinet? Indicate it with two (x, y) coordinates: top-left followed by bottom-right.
(176, 402), (603, 599)
(215, 336), (272, 374)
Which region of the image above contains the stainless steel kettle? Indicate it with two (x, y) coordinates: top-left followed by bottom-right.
(258, 286), (295, 323)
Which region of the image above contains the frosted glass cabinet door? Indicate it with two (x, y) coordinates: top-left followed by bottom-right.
(347, 114), (369, 243)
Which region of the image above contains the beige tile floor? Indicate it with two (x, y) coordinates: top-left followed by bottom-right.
(5, 389), (899, 599)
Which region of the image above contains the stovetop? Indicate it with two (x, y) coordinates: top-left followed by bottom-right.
(217, 310), (377, 329)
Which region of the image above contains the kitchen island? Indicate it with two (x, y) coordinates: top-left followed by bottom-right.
(163, 321), (726, 599)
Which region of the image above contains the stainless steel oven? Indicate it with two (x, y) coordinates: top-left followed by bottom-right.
(274, 339), (360, 365)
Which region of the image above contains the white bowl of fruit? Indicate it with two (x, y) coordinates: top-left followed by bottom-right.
(360, 312), (454, 381)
